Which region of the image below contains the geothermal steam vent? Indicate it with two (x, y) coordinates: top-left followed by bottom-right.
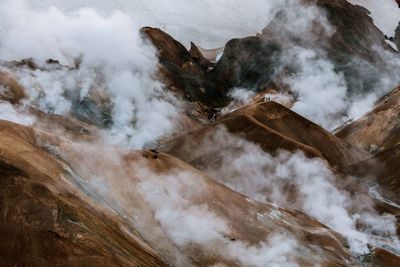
(1, 0), (400, 266)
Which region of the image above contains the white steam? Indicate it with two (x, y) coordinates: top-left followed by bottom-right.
(1, 0), (399, 265)
(273, 0), (400, 130)
(61, 146), (306, 267)
(347, 93), (377, 120)
(285, 48), (348, 129)
(224, 233), (300, 267)
(0, 1), (179, 148)
(14, 67), (75, 115)
(2, 0), (397, 134)
(192, 126), (399, 254)
(138, 167), (303, 266)
(139, 171), (229, 248)
(0, 101), (35, 126)
(269, 1), (369, 130)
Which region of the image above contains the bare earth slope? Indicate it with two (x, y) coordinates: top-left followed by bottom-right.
(0, 119), (356, 266)
(0, 121), (167, 266)
(337, 86), (400, 151)
(162, 101), (368, 172)
(338, 86), (400, 204)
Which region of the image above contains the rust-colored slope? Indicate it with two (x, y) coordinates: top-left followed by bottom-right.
(0, 121), (167, 267)
(0, 70), (27, 104)
(336, 86), (400, 152)
(371, 248), (400, 267)
(347, 144), (400, 204)
(0, 119), (355, 266)
(337, 86), (400, 203)
(163, 101), (367, 171)
(0, 162), (167, 267)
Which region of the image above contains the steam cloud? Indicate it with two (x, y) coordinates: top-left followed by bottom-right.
(0, 101), (35, 126)
(220, 0), (400, 130)
(1, 0), (400, 265)
(138, 169), (303, 266)
(2, 0), (400, 133)
(188, 126), (399, 254)
(63, 146), (310, 266)
(271, 0), (400, 129)
(0, 0), (180, 148)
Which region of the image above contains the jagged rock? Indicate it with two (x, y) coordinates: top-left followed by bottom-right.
(211, 37), (281, 92)
(394, 22), (400, 51)
(142, 27), (228, 107)
(188, 42), (216, 70)
(3, 58), (69, 72)
(144, 0), (395, 112)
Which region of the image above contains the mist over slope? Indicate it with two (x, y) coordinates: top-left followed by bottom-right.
(1, 0), (400, 266)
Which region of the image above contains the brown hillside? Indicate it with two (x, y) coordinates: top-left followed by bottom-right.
(163, 101), (368, 172)
(0, 119), (355, 266)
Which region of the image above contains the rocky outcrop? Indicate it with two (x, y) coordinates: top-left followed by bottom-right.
(142, 27), (227, 108)
(144, 0), (394, 111)
(260, 0), (391, 95)
(212, 37), (281, 92)
(142, 27), (282, 107)
(395, 22), (400, 50)
(188, 42), (216, 70)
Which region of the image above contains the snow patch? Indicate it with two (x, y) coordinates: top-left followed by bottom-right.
(348, 0), (400, 38)
(386, 39), (399, 51)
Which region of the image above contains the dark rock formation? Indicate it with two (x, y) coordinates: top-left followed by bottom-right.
(144, 0), (396, 111)
(211, 37), (281, 92)
(142, 27), (228, 107)
(261, 0), (392, 96)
